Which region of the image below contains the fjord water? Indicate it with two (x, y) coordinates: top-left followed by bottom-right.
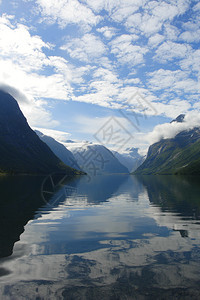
(0, 175), (200, 299)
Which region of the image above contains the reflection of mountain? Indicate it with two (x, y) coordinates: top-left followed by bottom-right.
(0, 174), (76, 258)
(0, 176), (44, 257)
(75, 175), (128, 204)
(2, 175), (200, 299)
(136, 175), (200, 218)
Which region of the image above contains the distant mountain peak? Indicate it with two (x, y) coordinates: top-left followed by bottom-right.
(170, 114), (185, 124)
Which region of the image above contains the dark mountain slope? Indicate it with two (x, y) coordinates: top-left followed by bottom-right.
(0, 90), (80, 174)
(35, 130), (81, 170)
(134, 126), (200, 175)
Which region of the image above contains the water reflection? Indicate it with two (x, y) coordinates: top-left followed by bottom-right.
(0, 175), (44, 258)
(0, 175), (200, 299)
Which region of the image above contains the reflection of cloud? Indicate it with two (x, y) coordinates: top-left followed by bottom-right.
(2, 229), (200, 299)
(2, 175), (200, 298)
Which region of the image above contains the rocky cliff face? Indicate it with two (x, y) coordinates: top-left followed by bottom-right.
(0, 90), (79, 174)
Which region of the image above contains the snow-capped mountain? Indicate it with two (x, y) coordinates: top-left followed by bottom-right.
(64, 141), (129, 175)
(112, 148), (145, 172)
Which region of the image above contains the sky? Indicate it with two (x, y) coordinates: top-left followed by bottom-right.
(0, 0), (200, 154)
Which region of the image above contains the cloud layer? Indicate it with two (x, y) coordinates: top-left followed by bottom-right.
(0, 1), (199, 135)
(148, 111), (200, 144)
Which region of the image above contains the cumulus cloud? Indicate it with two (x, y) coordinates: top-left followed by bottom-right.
(125, 13), (161, 36)
(110, 34), (147, 65)
(97, 26), (117, 39)
(180, 49), (200, 74)
(147, 68), (199, 97)
(123, 1), (189, 37)
(61, 34), (107, 62)
(154, 41), (191, 63)
(147, 111), (200, 144)
(0, 0), (199, 136)
(148, 34), (164, 48)
(164, 24), (180, 41)
(180, 30), (200, 43)
(36, 0), (100, 28)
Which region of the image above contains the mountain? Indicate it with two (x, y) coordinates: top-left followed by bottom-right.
(170, 114), (185, 123)
(0, 90), (81, 175)
(134, 125), (200, 175)
(35, 130), (81, 170)
(64, 142), (129, 175)
(112, 148), (145, 172)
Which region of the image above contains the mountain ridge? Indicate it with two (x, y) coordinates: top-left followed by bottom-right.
(134, 125), (200, 175)
(65, 142), (129, 175)
(35, 130), (81, 171)
(0, 90), (81, 175)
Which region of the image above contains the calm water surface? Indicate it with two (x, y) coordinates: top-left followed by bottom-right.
(0, 174), (200, 299)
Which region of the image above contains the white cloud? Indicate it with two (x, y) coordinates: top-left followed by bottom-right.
(126, 13), (163, 36)
(36, 0), (100, 28)
(154, 41), (191, 63)
(0, 15), (73, 99)
(180, 30), (200, 43)
(61, 33), (107, 62)
(125, 1), (189, 37)
(164, 24), (180, 41)
(0, 0), (199, 139)
(48, 56), (90, 84)
(124, 78), (141, 85)
(0, 14), (50, 72)
(193, 2), (200, 11)
(72, 79), (121, 109)
(97, 26), (117, 39)
(85, 0), (144, 17)
(152, 99), (191, 118)
(147, 69), (199, 103)
(110, 34), (147, 65)
(33, 127), (71, 141)
(22, 101), (59, 128)
(148, 34), (164, 48)
(83, 0), (114, 13)
(0, 81), (59, 128)
(110, 1), (142, 22)
(0, 83), (29, 104)
(0, 58), (73, 101)
(148, 69), (186, 90)
(150, 1), (188, 21)
(180, 49), (200, 75)
(0, 15), (76, 127)
(147, 111), (200, 144)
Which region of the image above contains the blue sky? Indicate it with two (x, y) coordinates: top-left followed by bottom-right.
(0, 0), (199, 153)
